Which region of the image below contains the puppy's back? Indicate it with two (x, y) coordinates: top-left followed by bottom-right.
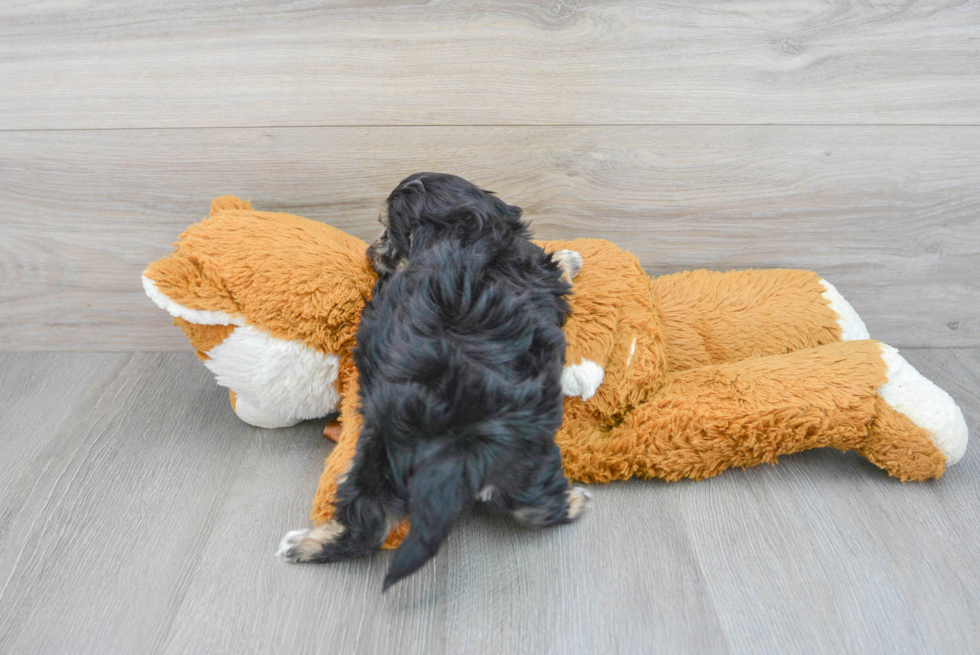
(357, 237), (568, 438)
(355, 233), (571, 589)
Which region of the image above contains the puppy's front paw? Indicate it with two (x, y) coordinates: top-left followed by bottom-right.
(566, 486), (592, 520)
(277, 522), (345, 562)
(552, 249), (584, 283)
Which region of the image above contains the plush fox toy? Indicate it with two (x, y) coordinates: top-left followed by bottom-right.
(144, 197), (969, 551)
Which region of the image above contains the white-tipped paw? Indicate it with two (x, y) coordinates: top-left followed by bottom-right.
(552, 249), (584, 283)
(879, 344), (969, 465)
(566, 486), (592, 520)
(276, 522), (345, 562)
(276, 528), (311, 559)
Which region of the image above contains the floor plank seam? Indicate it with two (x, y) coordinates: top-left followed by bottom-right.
(2, 123), (980, 134)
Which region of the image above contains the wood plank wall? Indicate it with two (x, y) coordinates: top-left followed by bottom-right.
(1, 1), (978, 350)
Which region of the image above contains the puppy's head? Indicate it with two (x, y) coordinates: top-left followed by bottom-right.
(367, 172), (524, 276)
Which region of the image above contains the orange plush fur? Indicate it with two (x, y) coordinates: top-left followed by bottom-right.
(145, 198), (960, 551)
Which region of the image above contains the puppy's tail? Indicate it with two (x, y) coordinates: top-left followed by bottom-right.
(383, 457), (481, 591)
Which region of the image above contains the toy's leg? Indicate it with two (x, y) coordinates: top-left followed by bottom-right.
(817, 278), (869, 341)
(557, 340), (966, 484)
(309, 392), (362, 526)
(651, 269), (869, 372)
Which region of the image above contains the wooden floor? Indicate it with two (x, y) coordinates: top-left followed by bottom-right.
(2, 1), (979, 653)
(0, 349), (976, 654)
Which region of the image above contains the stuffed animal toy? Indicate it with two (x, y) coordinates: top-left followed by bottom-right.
(143, 197), (969, 551)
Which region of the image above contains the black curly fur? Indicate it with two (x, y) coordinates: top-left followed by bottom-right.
(301, 173), (583, 591)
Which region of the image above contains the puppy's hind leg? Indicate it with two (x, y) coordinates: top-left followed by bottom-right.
(508, 444), (591, 528)
(278, 466), (391, 563)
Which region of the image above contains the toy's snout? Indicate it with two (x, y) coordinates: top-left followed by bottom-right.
(145, 275), (343, 430)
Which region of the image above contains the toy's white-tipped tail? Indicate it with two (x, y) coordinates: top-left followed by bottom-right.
(878, 344), (969, 465)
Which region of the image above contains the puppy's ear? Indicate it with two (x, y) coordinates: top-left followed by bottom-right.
(481, 194), (524, 235)
(385, 178), (426, 260)
(499, 199), (523, 225)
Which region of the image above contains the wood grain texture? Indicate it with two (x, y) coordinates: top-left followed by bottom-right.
(0, 350), (976, 654)
(1, 126), (978, 350)
(158, 422), (454, 655)
(0, 353), (256, 654)
(1, 0), (979, 129)
(677, 348), (980, 655)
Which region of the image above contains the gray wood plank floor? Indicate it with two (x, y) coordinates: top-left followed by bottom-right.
(0, 349), (976, 654)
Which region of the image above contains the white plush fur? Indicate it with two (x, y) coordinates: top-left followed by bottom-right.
(204, 326), (341, 429)
(232, 395), (303, 429)
(878, 344), (969, 465)
(819, 279), (870, 341)
(142, 275), (245, 326)
(143, 274), (341, 428)
(561, 359), (604, 401)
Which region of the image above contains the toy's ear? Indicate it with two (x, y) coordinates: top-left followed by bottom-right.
(146, 197), (377, 356)
(142, 250), (243, 326)
(143, 196), (258, 325)
(210, 195), (252, 216)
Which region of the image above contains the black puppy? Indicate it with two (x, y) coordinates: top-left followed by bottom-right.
(278, 173), (589, 590)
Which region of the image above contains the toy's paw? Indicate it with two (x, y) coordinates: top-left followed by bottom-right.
(878, 345), (969, 465)
(552, 249), (584, 284)
(561, 360), (604, 401)
(566, 486), (592, 520)
(277, 522), (345, 562)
